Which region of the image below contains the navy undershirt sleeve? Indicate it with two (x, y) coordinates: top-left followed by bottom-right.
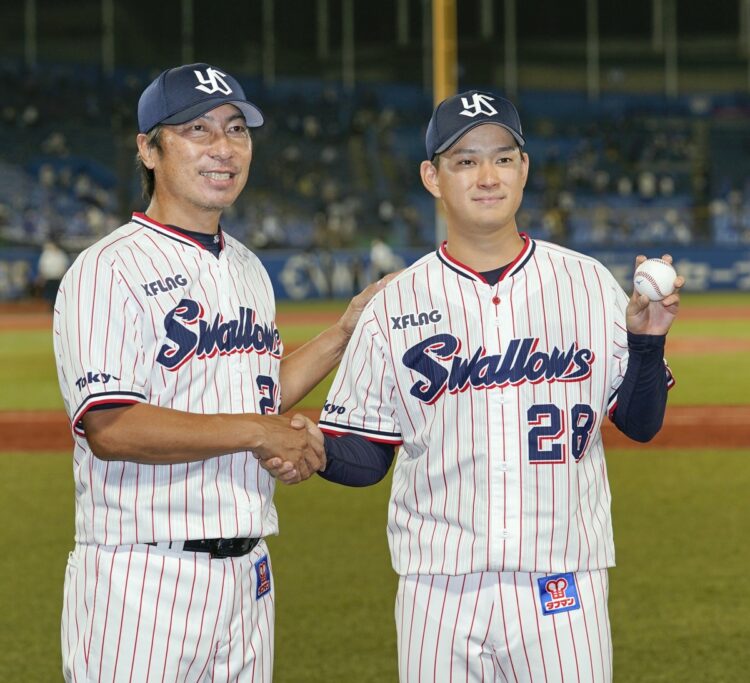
(319, 434), (396, 487)
(611, 332), (670, 442)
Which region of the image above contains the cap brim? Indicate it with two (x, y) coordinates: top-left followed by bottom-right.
(433, 121), (525, 157)
(161, 99), (264, 128)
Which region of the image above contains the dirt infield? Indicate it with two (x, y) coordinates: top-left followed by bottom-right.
(1, 405), (748, 453)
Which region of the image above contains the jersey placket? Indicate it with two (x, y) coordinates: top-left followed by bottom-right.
(485, 280), (521, 569)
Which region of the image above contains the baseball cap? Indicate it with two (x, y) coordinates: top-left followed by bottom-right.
(137, 63), (264, 134)
(425, 89), (525, 159)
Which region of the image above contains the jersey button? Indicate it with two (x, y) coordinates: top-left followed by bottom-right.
(501, 529), (511, 539)
(492, 296), (501, 305)
(499, 461), (509, 471)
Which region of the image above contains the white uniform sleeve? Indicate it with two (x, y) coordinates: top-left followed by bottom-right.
(53, 252), (148, 436)
(319, 308), (402, 445)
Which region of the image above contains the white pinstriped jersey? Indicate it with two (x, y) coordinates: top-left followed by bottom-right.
(321, 235), (643, 577)
(54, 212), (282, 546)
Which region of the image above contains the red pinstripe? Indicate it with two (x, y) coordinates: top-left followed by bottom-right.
(85, 547), (102, 666)
(457, 273), (478, 573)
(593, 267), (614, 568)
(408, 272), (429, 571)
(566, 609), (583, 682)
(180, 555), (208, 682)
(65, 566), (75, 673)
(432, 581), (451, 683)
(479, 599), (497, 682)
(550, 607), (566, 681)
(193, 560), (227, 682)
(223, 558), (238, 681)
(422, 265), (439, 570)
(550, 252), (573, 567)
(383, 291), (418, 436)
(499, 575), (521, 682)
(159, 556), (182, 683)
(448, 575), (467, 683)
(416, 575), (435, 681)
(110, 546), (135, 681)
(259, 573), (274, 683)
(507, 277), (518, 569)
(383, 293), (415, 571)
(512, 574), (546, 679)
(524, 573), (549, 682)
(127, 546), (152, 681)
(482, 284), (495, 570)
(579, 262), (600, 567)
(406, 575), (419, 678)
(563, 258), (587, 567)
(439, 266), (455, 575)
(521, 270), (542, 570)
(464, 572), (484, 681)
(200, 464), (208, 548)
(150, 467), (157, 540)
(238, 556), (248, 677)
(533, 254), (559, 571)
(599, 570), (612, 677)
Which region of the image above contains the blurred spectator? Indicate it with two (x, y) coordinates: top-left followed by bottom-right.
(36, 238), (70, 309)
(369, 237), (402, 281)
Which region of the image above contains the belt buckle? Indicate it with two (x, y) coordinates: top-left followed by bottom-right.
(210, 538), (252, 559)
(210, 538), (235, 558)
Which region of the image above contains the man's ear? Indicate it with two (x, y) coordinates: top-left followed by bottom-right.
(420, 160), (441, 199)
(136, 133), (156, 170)
(520, 150), (530, 189)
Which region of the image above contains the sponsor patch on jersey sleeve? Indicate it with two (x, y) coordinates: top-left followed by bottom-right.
(537, 572), (581, 616)
(255, 554), (272, 600)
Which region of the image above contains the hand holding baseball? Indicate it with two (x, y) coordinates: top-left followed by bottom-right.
(626, 254), (684, 335)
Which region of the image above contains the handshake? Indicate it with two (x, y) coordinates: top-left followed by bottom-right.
(251, 413), (326, 485)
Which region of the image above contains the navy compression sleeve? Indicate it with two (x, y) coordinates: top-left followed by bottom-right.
(610, 332), (671, 442)
(319, 434), (396, 487)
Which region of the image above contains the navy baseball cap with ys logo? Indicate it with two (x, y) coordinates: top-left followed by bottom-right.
(137, 63), (265, 134)
(425, 90), (525, 160)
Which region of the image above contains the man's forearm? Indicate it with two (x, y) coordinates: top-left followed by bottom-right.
(279, 324), (349, 412)
(82, 403), (291, 465)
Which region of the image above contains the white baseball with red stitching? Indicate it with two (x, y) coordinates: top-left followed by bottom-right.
(633, 258), (677, 301)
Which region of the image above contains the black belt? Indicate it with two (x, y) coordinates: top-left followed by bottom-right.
(147, 537), (261, 559)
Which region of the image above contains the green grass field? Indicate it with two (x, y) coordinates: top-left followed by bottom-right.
(1, 450), (748, 681)
(0, 293), (749, 681)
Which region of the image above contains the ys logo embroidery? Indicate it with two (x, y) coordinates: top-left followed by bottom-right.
(193, 67), (233, 95)
(537, 573), (581, 615)
(459, 93), (498, 118)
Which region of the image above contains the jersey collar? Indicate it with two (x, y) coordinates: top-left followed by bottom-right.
(437, 232), (535, 283)
(131, 212), (225, 251)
